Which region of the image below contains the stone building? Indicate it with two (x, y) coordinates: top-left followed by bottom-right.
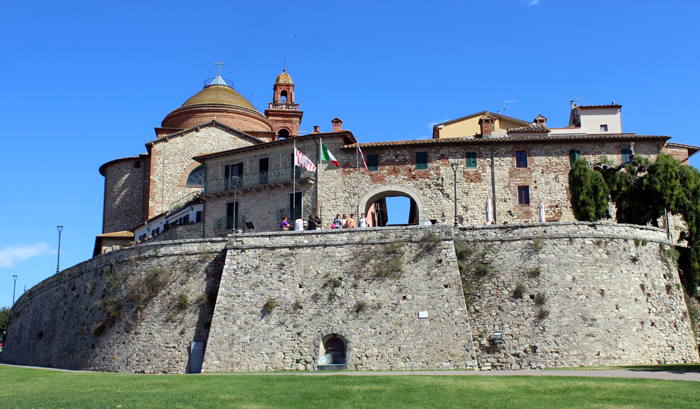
(96, 66), (699, 252)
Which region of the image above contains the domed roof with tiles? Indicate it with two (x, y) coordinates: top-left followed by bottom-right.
(180, 79), (255, 110)
(275, 69), (293, 84)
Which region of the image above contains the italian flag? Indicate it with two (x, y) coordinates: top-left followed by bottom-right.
(321, 142), (339, 167)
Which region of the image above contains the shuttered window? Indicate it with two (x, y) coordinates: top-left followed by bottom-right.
(518, 186), (530, 205)
(465, 151), (477, 168)
(367, 154), (379, 171)
(516, 151), (528, 168)
(416, 152), (428, 169)
(569, 149), (582, 166)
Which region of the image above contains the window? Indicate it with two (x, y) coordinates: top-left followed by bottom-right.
(600, 124), (608, 132)
(225, 162), (243, 178)
(259, 158), (269, 184)
(186, 165), (206, 186)
(367, 154), (379, 171)
(465, 151), (477, 168)
(415, 152), (428, 169)
(569, 149), (582, 166)
(134, 161), (141, 169)
(226, 201), (239, 229)
(516, 151), (528, 168)
(152, 227), (160, 235)
(621, 148), (632, 164)
(196, 211), (202, 223)
(289, 192), (302, 220)
(518, 186), (530, 205)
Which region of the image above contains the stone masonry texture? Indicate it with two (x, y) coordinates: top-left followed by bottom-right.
(2, 224), (697, 373)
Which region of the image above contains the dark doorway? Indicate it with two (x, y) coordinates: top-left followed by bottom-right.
(318, 334), (347, 370)
(259, 158), (269, 184)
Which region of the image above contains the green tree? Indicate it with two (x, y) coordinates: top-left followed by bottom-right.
(568, 159), (610, 222)
(0, 306), (10, 343)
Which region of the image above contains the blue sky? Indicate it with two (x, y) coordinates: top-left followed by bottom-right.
(1, 0), (699, 307)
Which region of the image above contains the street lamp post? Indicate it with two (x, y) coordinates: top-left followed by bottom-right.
(450, 160), (461, 228)
(57, 225), (64, 274)
(12, 275), (18, 305)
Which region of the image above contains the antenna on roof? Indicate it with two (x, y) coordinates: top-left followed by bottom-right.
(573, 94), (589, 106)
(503, 100), (517, 115)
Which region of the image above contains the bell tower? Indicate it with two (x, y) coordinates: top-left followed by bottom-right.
(265, 69), (303, 139)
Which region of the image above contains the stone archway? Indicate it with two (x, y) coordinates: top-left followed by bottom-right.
(358, 184), (424, 226)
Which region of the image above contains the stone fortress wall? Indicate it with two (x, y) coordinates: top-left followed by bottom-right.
(2, 224), (697, 373)
(458, 222), (698, 370)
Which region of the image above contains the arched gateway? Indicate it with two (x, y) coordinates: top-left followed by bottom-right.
(358, 185), (424, 226)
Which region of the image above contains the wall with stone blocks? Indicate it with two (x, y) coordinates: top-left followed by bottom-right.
(202, 225), (477, 372)
(456, 222), (699, 370)
(149, 222), (204, 242)
(1, 238), (227, 373)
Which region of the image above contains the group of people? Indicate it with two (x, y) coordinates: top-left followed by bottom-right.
(279, 212), (369, 231)
(331, 213), (368, 229)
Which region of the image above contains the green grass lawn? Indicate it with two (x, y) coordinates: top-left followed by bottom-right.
(1, 365), (699, 409)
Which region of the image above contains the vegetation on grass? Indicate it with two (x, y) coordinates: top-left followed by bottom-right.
(1, 365), (699, 409)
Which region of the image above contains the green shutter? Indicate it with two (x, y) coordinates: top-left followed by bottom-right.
(465, 152), (477, 168)
(416, 152), (428, 169)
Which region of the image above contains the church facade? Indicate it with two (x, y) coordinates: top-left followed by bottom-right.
(95, 67), (699, 254)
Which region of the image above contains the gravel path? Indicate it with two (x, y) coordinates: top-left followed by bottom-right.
(2, 361), (698, 382)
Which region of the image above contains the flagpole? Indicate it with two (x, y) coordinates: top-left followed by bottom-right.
(318, 136), (323, 225)
(356, 141), (360, 219)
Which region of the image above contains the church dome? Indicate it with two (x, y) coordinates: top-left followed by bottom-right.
(275, 70), (293, 84)
(181, 84), (255, 110)
(161, 76), (273, 132)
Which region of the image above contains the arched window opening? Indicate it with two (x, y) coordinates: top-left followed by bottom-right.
(280, 90), (288, 103)
(278, 129), (290, 139)
(186, 165), (205, 186)
(319, 334), (346, 369)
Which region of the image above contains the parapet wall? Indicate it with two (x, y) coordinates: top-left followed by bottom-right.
(1, 238), (227, 373)
(457, 222), (698, 370)
(202, 225), (477, 372)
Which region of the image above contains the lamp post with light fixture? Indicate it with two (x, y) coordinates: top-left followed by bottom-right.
(57, 225), (64, 273)
(12, 275), (18, 305)
(450, 159), (461, 228)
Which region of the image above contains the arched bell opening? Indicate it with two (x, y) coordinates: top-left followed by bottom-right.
(278, 128), (290, 139)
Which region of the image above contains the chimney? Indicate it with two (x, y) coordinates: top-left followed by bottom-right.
(478, 113), (496, 137)
(534, 114), (547, 125)
(331, 117), (343, 132)
(313, 125), (320, 133)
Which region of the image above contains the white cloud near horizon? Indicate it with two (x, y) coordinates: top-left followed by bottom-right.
(0, 242), (55, 268)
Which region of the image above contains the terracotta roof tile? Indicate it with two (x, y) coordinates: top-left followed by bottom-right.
(508, 124), (550, 133)
(97, 230), (134, 238)
(342, 133), (670, 149)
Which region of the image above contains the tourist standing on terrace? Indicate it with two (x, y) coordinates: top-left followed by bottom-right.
(347, 214), (356, 228)
(294, 215), (304, 231)
(358, 213), (368, 228)
(307, 215), (318, 230)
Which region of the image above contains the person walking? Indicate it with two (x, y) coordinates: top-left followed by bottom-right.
(280, 216), (290, 231)
(358, 213), (368, 228)
(347, 214), (356, 228)
(294, 215), (304, 231)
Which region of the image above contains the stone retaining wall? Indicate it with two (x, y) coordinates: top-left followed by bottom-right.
(456, 222), (698, 370)
(1, 238), (227, 373)
(202, 225), (477, 372)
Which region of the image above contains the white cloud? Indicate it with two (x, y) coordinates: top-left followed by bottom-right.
(0, 242), (55, 268)
(528, 0), (540, 6)
(427, 119), (450, 129)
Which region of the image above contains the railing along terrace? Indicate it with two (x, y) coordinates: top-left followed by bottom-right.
(205, 166), (314, 194)
(268, 102), (299, 110)
(212, 216), (243, 232)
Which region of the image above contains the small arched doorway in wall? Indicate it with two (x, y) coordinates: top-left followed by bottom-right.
(359, 186), (423, 227)
(318, 334), (347, 370)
